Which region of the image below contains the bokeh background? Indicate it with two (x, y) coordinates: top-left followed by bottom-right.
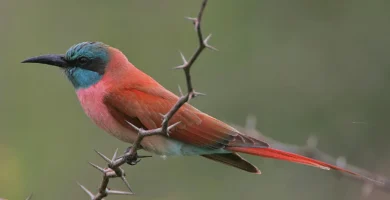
(1, 0), (389, 199)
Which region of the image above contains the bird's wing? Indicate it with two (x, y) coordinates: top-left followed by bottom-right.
(103, 85), (268, 150)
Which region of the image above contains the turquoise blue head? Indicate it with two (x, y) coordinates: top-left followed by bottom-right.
(22, 42), (110, 89)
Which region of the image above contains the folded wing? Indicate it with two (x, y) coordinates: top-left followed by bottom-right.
(103, 85), (269, 150)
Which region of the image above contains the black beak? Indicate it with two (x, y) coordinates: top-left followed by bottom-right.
(21, 54), (68, 68)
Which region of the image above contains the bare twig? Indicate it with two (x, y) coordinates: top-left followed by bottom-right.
(25, 193), (33, 200)
(1, 193), (33, 200)
(78, 0), (213, 199)
(233, 115), (390, 197)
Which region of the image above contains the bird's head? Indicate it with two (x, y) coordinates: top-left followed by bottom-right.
(22, 42), (111, 89)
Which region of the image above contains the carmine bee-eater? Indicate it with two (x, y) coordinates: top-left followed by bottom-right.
(22, 41), (358, 175)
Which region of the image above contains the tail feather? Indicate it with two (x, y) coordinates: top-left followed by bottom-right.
(227, 147), (357, 175)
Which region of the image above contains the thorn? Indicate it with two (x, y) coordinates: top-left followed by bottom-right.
(77, 182), (94, 198)
(120, 176), (134, 193)
(178, 85), (184, 96)
(361, 182), (374, 197)
(179, 51), (188, 64)
(376, 177), (386, 186)
(161, 117), (169, 126)
(306, 135), (318, 149)
(117, 167), (126, 176)
(185, 17), (198, 30)
(203, 34), (218, 51)
(204, 34), (212, 44)
(106, 188), (134, 195)
(173, 52), (188, 70)
(352, 121), (368, 125)
(94, 149), (112, 163)
(189, 91), (206, 100)
(193, 91), (206, 97)
(88, 162), (105, 173)
(336, 156), (347, 168)
(26, 193), (33, 200)
(126, 120), (141, 132)
(245, 115), (257, 130)
(112, 148), (119, 161)
(173, 64), (186, 70)
(160, 155), (168, 160)
(206, 44), (218, 51)
(167, 121), (181, 134)
(185, 16), (197, 24)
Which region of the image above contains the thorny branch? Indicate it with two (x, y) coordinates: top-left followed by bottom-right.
(74, 0), (390, 199)
(233, 115), (390, 197)
(77, 0), (214, 199)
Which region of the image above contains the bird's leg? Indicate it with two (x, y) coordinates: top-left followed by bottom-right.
(123, 146), (152, 166)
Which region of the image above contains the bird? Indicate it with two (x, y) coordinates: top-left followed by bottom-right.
(22, 41), (359, 175)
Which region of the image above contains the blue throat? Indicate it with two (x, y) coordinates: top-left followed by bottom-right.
(65, 68), (103, 89)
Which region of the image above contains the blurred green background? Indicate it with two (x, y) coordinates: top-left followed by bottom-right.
(1, 0), (389, 199)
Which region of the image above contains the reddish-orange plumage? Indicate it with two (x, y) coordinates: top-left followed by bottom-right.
(93, 47), (362, 176)
(104, 77), (268, 150)
(23, 42), (365, 176)
(227, 147), (358, 175)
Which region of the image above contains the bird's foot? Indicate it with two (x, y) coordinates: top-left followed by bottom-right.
(123, 146), (152, 166)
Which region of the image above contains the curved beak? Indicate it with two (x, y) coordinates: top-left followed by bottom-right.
(21, 54), (68, 68)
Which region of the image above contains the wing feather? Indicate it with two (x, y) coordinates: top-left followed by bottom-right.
(103, 85), (268, 150)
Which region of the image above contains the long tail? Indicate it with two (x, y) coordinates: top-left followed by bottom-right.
(227, 147), (357, 175)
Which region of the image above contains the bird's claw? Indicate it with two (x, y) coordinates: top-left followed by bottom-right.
(123, 147), (152, 166)
(128, 158), (141, 166)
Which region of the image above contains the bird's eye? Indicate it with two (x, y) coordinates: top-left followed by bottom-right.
(78, 57), (89, 64)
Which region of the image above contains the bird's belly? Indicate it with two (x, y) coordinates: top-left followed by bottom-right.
(76, 85), (139, 144)
(75, 84), (223, 156)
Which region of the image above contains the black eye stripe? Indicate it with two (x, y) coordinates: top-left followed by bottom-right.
(78, 56), (89, 64)
(65, 57), (105, 75)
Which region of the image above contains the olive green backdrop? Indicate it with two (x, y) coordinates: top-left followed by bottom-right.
(1, 0), (389, 199)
